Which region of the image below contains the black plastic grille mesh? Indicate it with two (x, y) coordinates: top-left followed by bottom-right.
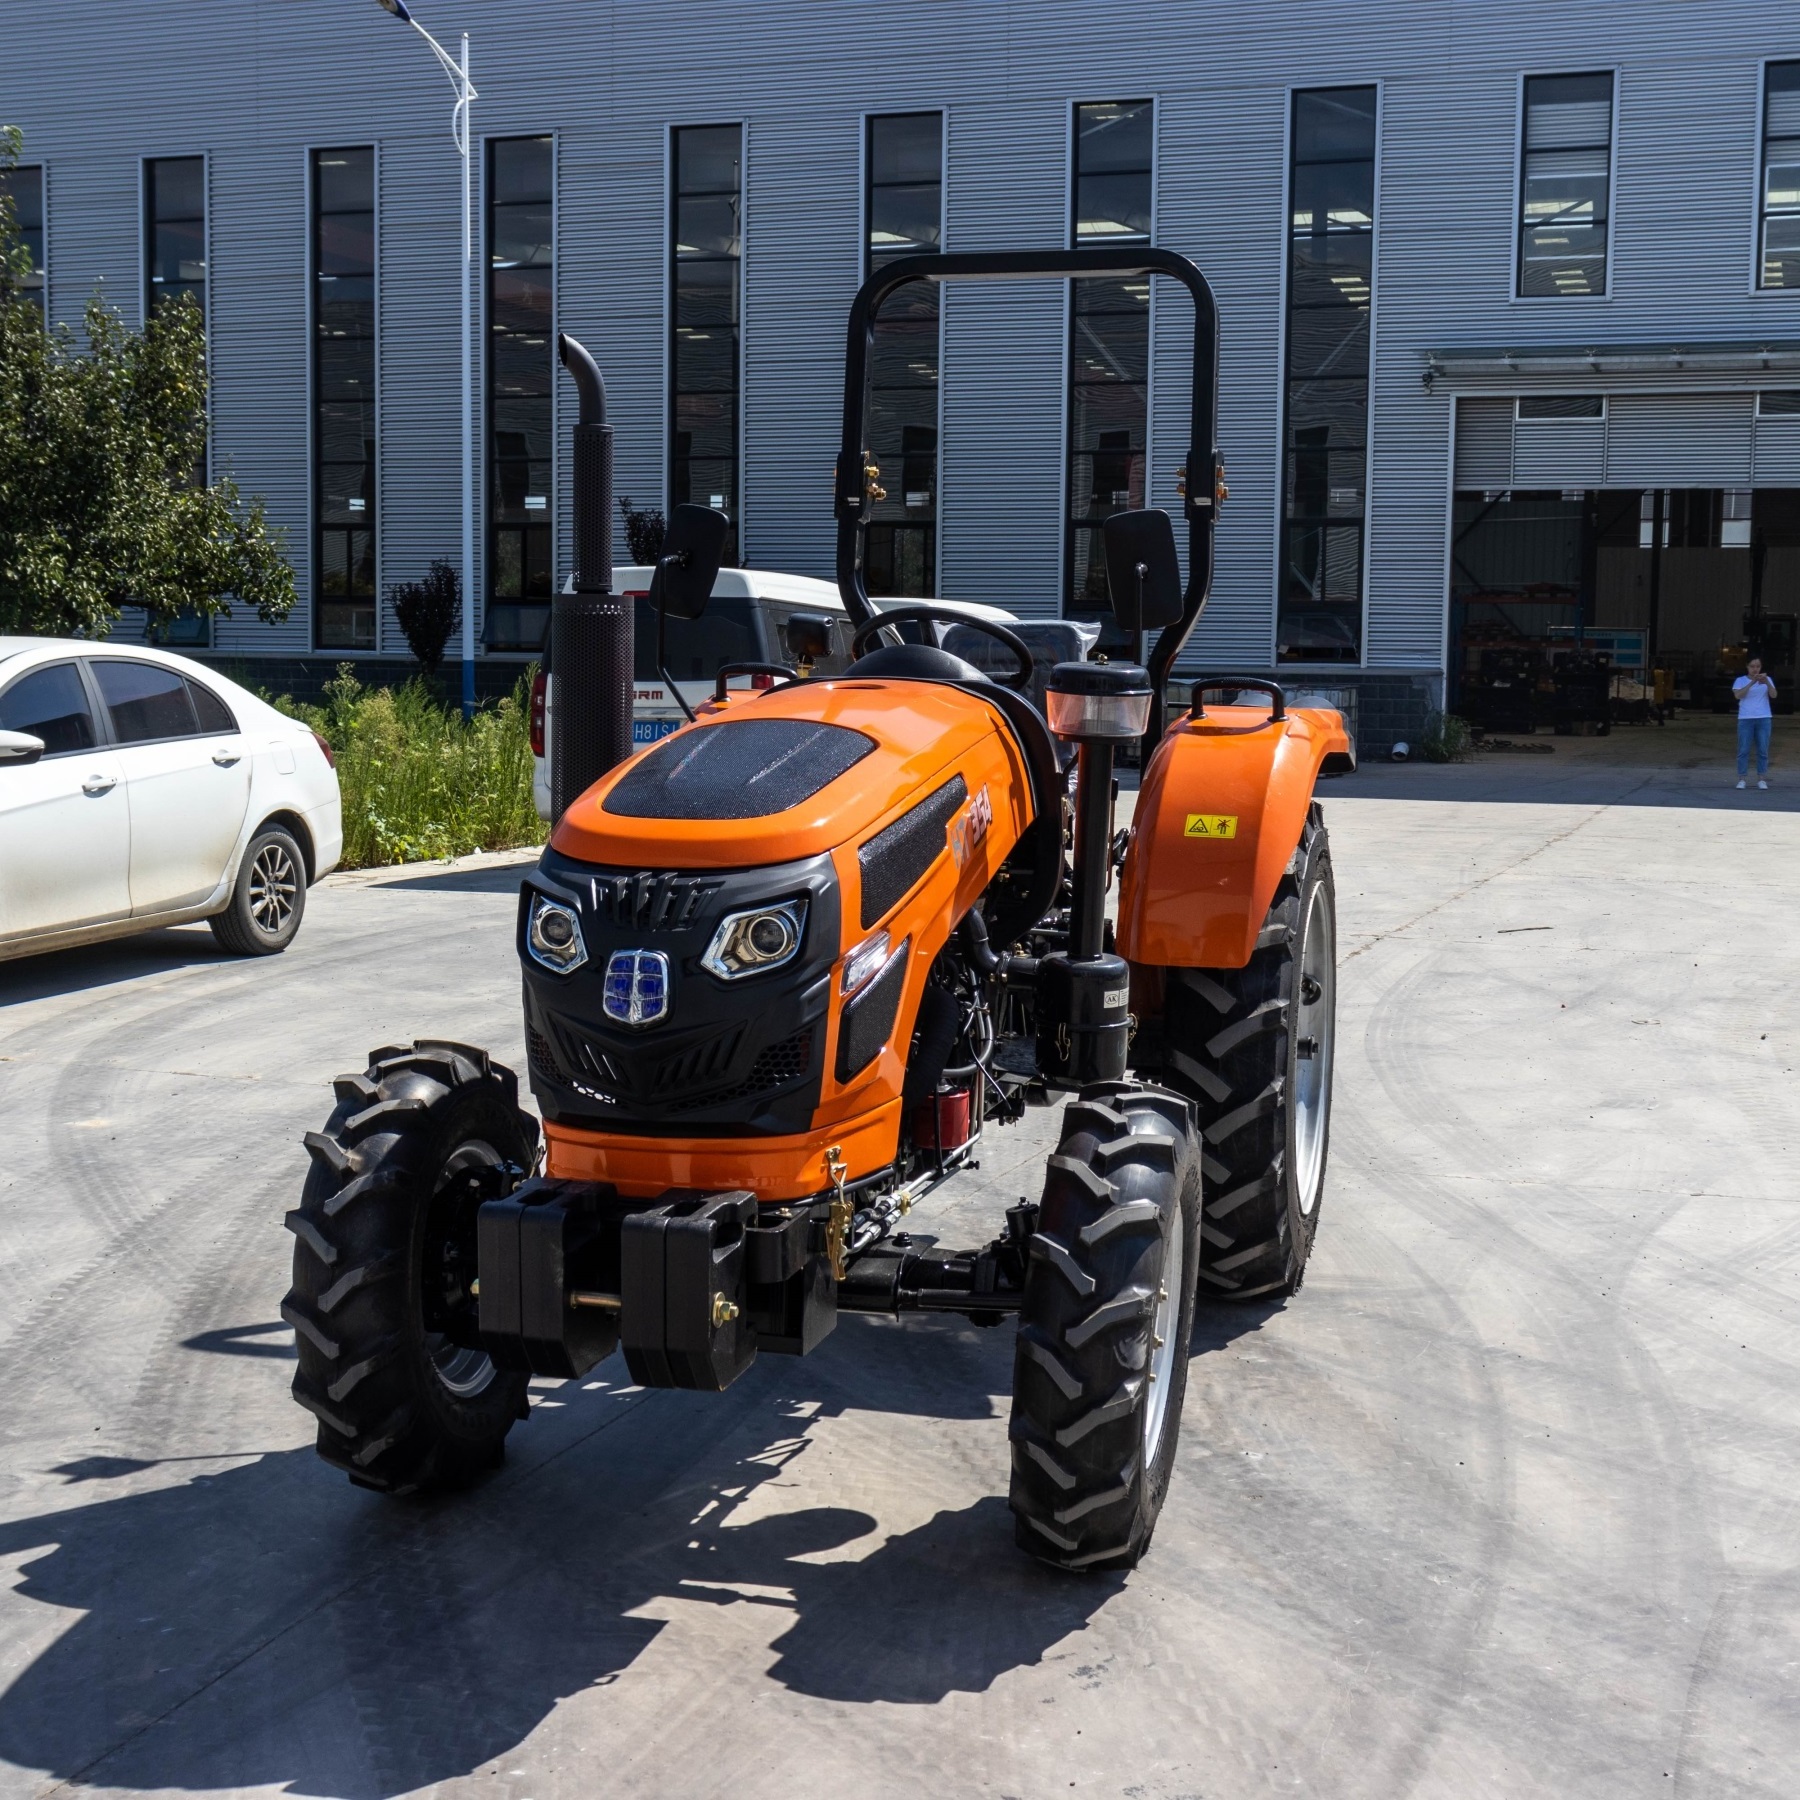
(603, 719), (877, 821)
(858, 775), (967, 928)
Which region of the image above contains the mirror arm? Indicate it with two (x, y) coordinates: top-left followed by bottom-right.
(656, 553), (698, 724)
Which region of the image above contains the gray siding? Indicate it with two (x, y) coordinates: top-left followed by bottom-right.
(13, 0), (1800, 676)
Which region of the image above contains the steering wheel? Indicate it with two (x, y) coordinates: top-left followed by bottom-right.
(850, 604), (1036, 693)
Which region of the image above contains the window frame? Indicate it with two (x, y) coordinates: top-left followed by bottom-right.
(1511, 68), (1618, 304)
(1273, 81), (1381, 670)
(862, 108), (946, 600)
(308, 143), (380, 655)
(1755, 57), (1800, 295)
(483, 132), (558, 656)
(1063, 96), (1156, 621)
(84, 656), (207, 749)
(667, 121), (746, 565)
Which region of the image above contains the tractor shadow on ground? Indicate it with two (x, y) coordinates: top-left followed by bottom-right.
(369, 859), (539, 894)
(0, 1317), (1119, 1798)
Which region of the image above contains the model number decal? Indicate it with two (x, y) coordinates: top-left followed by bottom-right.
(950, 784), (993, 867)
(1184, 813), (1239, 839)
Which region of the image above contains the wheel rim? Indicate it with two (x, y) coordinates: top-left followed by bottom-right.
(1292, 878), (1336, 1215)
(424, 1141), (500, 1398)
(248, 843), (298, 935)
(1143, 1204), (1183, 1464)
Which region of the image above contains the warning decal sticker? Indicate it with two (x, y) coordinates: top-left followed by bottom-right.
(1183, 813), (1239, 839)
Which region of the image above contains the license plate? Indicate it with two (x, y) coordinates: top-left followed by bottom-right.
(633, 718), (680, 744)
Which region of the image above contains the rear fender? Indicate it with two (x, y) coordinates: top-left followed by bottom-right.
(1117, 704), (1350, 970)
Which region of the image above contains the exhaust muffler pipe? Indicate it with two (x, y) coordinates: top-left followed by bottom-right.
(550, 333), (629, 820)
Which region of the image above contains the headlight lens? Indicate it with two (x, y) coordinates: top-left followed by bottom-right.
(702, 897), (808, 979)
(527, 894), (588, 974)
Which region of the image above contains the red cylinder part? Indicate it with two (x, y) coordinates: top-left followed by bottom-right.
(912, 1084), (972, 1153)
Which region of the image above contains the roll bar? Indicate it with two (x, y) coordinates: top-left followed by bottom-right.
(834, 246), (1221, 738)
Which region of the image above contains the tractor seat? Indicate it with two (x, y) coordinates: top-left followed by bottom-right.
(845, 642), (985, 684)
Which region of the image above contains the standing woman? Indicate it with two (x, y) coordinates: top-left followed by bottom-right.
(1734, 656), (1776, 790)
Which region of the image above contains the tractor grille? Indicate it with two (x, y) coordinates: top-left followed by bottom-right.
(529, 1023), (618, 1108)
(648, 1027), (744, 1099)
(669, 1028), (814, 1112)
(589, 871), (724, 931)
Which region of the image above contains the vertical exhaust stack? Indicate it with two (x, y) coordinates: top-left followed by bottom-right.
(551, 333), (628, 821)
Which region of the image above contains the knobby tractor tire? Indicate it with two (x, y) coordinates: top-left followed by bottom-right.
(1008, 1082), (1202, 1572)
(1164, 806), (1337, 1299)
(283, 1039), (539, 1494)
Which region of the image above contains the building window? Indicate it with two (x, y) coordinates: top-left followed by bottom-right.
(1517, 73), (1613, 298)
(145, 156), (205, 324)
(864, 112), (942, 599)
(312, 147), (377, 652)
(1760, 62), (1800, 290)
(1066, 100), (1153, 621)
(671, 125), (741, 565)
(487, 136), (554, 652)
(1, 163), (45, 317)
(1517, 394), (1604, 419)
(1279, 86), (1376, 665)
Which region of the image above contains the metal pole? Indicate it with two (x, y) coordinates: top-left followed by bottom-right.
(458, 31), (475, 719)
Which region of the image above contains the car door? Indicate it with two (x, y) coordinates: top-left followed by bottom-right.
(87, 658), (252, 915)
(0, 659), (131, 942)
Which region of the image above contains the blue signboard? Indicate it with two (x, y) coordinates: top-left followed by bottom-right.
(632, 718), (681, 744)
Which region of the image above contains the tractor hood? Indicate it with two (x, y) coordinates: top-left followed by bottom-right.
(551, 679), (1019, 872)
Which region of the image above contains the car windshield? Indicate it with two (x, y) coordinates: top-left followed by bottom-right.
(632, 596), (760, 681)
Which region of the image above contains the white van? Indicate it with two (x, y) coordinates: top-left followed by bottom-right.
(530, 569), (1066, 821)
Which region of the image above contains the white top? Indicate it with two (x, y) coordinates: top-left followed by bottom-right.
(1734, 673), (1777, 720)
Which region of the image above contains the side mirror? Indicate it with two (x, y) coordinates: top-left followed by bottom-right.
(647, 503), (731, 622)
(0, 729), (46, 767)
(784, 612), (832, 672)
(1103, 508), (1185, 634)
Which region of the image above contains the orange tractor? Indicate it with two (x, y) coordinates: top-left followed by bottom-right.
(283, 248), (1352, 1571)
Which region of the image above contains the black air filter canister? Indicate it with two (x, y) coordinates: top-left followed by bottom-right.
(552, 333), (628, 821)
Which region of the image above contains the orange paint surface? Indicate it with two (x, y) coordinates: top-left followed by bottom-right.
(1117, 704), (1349, 969)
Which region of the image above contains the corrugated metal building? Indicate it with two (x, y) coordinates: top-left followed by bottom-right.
(7, 0), (1800, 748)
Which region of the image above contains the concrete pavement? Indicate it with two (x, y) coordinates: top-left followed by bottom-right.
(0, 753), (1795, 1799)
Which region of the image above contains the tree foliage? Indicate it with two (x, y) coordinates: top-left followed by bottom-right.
(0, 126), (296, 638)
(389, 559), (460, 673)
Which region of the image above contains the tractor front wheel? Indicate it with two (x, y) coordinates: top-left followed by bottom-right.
(1007, 1083), (1202, 1571)
(283, 1040), (539, 1494)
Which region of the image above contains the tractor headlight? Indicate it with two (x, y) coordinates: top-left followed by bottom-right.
(527, 894), (588, 974)
(702, 897), (808, 980)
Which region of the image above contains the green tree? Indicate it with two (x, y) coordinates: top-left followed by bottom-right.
(0, 126), (296, 638)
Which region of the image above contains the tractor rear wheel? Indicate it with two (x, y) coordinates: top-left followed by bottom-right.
(283, 1040), (539, 1494)
(1163, 807), (1336, 1299)
(1007, 1083), (1202, 1571)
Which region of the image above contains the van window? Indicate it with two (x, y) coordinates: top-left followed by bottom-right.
(633, 596), (760, 681)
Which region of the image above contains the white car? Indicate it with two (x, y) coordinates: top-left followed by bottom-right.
(0, 639), (343, 963)
(530, 569), (1071, 819)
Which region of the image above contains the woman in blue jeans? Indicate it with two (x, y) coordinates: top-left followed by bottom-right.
(1734, 656), (1776, 790)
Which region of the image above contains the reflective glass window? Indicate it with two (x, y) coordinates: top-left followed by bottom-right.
(1760, 62), (1800, 290)
(671, 125), (741, 564)
(0, 663), (95, 755)
(1, 164), (45, 317)
(866, 112), (942, 598)
(1518, 73), (1613, 298)
(1279, 87), (1375, 664)
(91, 659), (200, 744)
(312, 148), (377, 651)
(487, 136), (554, 652)
(1066, 101), (1152, 620)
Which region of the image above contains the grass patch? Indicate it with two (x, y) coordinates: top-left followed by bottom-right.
(270, 665), (542, 869)
(1418, 710), (1476, 763)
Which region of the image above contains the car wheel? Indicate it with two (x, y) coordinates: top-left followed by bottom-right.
(210, 825), (306, 956)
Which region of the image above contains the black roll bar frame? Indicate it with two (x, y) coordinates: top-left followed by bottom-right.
(834, 246), (1220, 752)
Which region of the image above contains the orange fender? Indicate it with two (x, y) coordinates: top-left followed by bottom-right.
(1116, 703), (1351, 970)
